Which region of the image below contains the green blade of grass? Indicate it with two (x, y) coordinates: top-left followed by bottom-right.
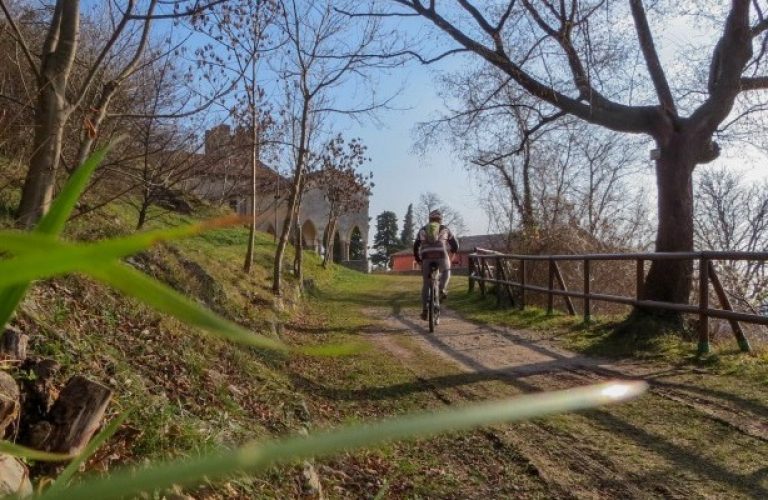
(36, 143), (118, 236)
(85, 263), (287, 352)
(0, 218), (246, 289)
(0, 143), (117, 329)
(37, 381), (647, 500)
(0, 441), (72, 462)
(45, 414), (129, 495)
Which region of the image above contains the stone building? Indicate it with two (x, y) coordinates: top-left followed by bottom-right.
(190, 125), (370, 270)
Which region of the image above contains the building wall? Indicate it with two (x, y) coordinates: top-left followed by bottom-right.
(192, 127), (370, 269)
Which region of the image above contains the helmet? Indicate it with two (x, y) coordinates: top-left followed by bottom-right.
(429, 209), (442, 221)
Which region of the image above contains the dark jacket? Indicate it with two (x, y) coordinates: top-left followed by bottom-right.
(413, 223), (459, 261)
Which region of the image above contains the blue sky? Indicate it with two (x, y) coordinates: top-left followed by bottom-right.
(332, 63), (491, 236)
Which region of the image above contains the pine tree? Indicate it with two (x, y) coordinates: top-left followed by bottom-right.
(400, 203), (415, 247)
(371, 211), (401, 268)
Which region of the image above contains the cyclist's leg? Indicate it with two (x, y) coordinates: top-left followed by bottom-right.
(438, 257), (450, 299)
(420, 258), (432, 318)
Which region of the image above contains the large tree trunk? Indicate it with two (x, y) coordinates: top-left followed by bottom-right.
(17, 90), (67, 227)
(639, 137), (697, 319)
(16, 0), (79, 228)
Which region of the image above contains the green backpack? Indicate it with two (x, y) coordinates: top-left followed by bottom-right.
(425, 222), (441, 243)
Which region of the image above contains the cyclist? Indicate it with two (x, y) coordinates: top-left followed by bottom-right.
(414, 209), (459, 320)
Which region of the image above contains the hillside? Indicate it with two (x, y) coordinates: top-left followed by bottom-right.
(2, 203), (348, 496)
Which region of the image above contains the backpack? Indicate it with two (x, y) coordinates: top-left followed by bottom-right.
(425, 222), (441, 244)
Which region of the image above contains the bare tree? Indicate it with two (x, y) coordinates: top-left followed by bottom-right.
(316, 134), (373, 268)
(695, 166), (768, 309)
(0, 0), (230, 227)
(352, 0), (768, 323)
(193, 0), (280, 272)
(414, 192), (468, 236)
(271, 0), (396, 294)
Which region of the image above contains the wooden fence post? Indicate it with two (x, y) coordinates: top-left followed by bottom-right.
(636, 259), (644, 300)
(495, 256), (503, 307)
(479, 257), (487, 297)
(547, 259), (554, 314)
(698, 257), (710, 355)
(708, 262), (751, 353)
(553, 262), (576, 315)
(468, 256), (475, 293)
(519, 259), (526, 310)
(583, 259), (591, 322)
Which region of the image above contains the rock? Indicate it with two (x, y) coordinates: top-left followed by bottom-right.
(0, 372), (20, 436)
(41, 376), (112, 455)
(295, 400), (311, 423)
(27, 421), (53, 450)
(0, 327), (28, 362)
(0, 454), (32, 497)
(301, 461), (324, 499)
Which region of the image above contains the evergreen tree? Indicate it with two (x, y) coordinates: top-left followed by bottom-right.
(371, 211), (401, 268)
(400, 203), (415, 247)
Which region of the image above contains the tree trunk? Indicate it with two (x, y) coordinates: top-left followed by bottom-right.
(16, 0), (79, 228)
(40, 375), (112, 455)
(136, 201), (149, 230)
(293, 206), (303, 287)
(639, 139), (697, 319)
(17, 89), (67, 227)
(272, 99), (310, 294)
(322, 218), (337, 268)
(244, 121), (259, 273)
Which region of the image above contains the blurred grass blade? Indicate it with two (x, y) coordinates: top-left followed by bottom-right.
(46, 414), (128, 495)
(0, 143), (117, 329)
(85, 263), (287, 352)
(38, 381), (647, 500)
(0, 219), (247, 289)
(0, 441), (72, 462)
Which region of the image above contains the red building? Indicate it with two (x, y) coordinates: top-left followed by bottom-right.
(390, 234), (510, 272)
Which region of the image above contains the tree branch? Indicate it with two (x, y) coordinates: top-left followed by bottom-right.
(125, 0), (229, 20)
(0, 0), (40, 79)
(629, 0), (676, 115)
(740, 75), (768, 89)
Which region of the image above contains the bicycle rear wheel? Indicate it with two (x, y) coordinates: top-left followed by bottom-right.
(428, 288), (435, 332)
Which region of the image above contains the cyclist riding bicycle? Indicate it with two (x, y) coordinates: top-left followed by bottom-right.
(413, 209), (459, 320)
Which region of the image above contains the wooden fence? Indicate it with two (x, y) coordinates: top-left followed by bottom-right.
(468, 248), (768, 355)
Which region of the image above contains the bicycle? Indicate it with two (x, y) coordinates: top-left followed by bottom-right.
(427, 262), (440, 332)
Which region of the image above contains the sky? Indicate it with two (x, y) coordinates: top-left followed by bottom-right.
(332, 63), (491, 236)
(124, 1), (768, 239)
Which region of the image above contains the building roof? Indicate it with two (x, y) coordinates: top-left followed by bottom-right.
(390, 233), (511, 258)
(457, 233), (511, 252)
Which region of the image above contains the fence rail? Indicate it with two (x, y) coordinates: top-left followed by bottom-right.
(467, 248), (766, 355)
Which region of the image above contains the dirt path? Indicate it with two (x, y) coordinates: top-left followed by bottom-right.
(362, 304), (768, 499)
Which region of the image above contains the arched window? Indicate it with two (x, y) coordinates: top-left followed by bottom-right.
(349, 226), (364, 260)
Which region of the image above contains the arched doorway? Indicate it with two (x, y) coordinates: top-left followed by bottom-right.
(349, 226), (364, 260)
(302, 220), (317, 251)
(333, 231), (343, 263)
